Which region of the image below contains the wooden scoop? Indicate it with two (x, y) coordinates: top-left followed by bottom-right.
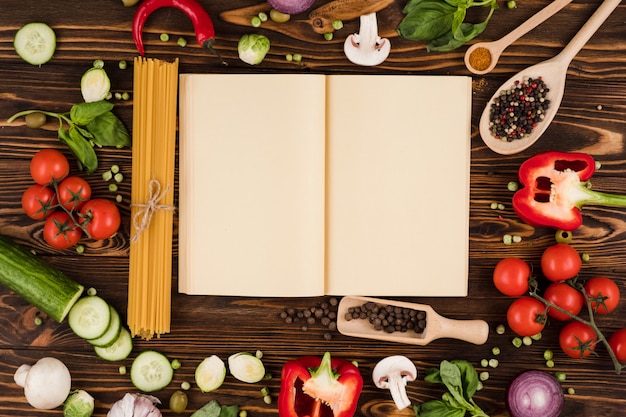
(337, 296), (489, 346)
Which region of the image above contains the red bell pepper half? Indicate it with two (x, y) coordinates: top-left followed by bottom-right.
(512, 151), (626, 231)
(278, 352), (363, 417)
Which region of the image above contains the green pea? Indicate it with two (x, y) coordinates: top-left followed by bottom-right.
(169, 391), (188, 413)
(25, 112), (47, 129)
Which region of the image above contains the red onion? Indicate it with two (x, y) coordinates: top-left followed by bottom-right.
(507, 370), (564, 417)
(267, 0), (315, 15)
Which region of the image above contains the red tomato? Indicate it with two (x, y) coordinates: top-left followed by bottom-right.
(559, 321), (597, 359)
(79, 199), (121, 240)
(57, 176), (92, 211)
(507, 296), (547, 337)
(608, 328), (626, 363)
(21, 184), (57, 220)
(544, 282), (584, 321)
(43, 211), (82, 249)
(584, 277), (621, 315)
(541, 243), (582, 282)
(30, 149), (70, 185)
(493, 257), (531, 296)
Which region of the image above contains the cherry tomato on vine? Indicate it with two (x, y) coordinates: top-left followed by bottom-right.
(43, 211), (82, 249)
(57, 176), (91, 211)
(608, 328), (626, 363)
(584, 277), (621, 315)
(30, 149), (70, 185)
(21, 184), (57, 220)
(541, 243), (582, 282)
(79, 199), (121, 240)
(559, 321), (597, 359)
(493, 257), (531, 296)
(507, 296), (547, 337)
(544, 282), (584, 321)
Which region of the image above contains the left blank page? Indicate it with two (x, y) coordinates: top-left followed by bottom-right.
(178, 74), (327, 296)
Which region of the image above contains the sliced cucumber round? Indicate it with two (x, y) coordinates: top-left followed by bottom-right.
(94, 327), (133, 362)
(88, 305), (121, 348)
(195, 355), (226, 392)
(68, 295), (111, 340)
(14, 22), (56, 66)
(131, 350), (174, 392)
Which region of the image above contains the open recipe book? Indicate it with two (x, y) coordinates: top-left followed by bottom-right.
(178, 73), (472, 297)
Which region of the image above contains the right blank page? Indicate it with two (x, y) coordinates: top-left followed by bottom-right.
(325, 75), (472, 297)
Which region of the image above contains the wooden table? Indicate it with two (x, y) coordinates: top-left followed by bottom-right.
(1, 0), (626, 415)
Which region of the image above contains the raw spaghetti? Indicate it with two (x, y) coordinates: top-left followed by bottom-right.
(128, 57), (178, 340)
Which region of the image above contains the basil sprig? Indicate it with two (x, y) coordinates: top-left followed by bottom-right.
(398, 0), (498, 51)
(7, 100), (130, 174)
(415, 360), (490, 417)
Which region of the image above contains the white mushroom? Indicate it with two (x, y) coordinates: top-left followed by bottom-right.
(344, 12), (391, 66)
(14, 357), (71, 410)
(372, 355), (417, 410)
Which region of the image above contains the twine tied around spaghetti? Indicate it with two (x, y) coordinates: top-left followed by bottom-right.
(131, 179), (175, 243)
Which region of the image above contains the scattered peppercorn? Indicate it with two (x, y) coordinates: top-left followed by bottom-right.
(488, 77), (550, 141)
(280, 297), (339, 339)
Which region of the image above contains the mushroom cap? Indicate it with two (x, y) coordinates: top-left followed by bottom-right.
(23, 357), (71, 409)
(372, 355), (417, 388)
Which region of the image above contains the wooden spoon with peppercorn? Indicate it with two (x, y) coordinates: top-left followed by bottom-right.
(465, 0), (572, 75)
(479, 0), (621, 155)
(336, 296), (489, 346)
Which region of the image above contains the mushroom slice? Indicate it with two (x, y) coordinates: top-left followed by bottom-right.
(372, 355), (417, 410)
(344, 13), (391, 66)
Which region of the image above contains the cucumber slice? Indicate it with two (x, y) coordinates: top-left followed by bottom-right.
(131, 350), (174, 392)
(88, 305), (121, 348)
(94, 327), (133, 362)
(68, 295), (111, 340)
(195, 355), (226, 393)
(14, 22), (56, 66)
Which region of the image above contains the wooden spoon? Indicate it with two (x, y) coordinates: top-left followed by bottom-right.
(465, 0), (572, 75)
(337, 296), (489, 346)
(479, 0), (622, 155)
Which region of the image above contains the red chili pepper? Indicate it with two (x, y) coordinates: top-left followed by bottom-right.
(278, 352), (363, 417)
(512, 151), (626, 231)
(132, 0), (224, 62)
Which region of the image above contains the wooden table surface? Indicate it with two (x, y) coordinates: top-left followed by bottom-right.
(2, 0), (626, 416)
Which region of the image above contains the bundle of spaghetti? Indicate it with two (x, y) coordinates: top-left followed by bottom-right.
(128, 57), (179, 340)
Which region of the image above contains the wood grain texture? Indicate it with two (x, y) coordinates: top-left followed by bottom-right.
(1, 0), (626, 415)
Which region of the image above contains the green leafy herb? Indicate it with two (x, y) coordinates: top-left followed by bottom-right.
(7, 101), (130, 174)
(190, 400), (240, 417)
(414, 360), (489, 417)
(398, 0), (497, 51)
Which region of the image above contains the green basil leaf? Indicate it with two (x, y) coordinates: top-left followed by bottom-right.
(415, 400), (466, 417)
(190, 400), (222, 417)
(219, 405), (240, 417)
(439, 360), (471, 408)
(58, 126), (98, 174)
(424, 367), (443, 384)
(86, 111), (131, 148)
(70, 100), (114, 126)
(397, 1), (456, 41)
(451, 359), (480, 400)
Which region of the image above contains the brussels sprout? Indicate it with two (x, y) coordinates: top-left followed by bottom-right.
(237, 34), (270, 65)
(63, 390), (95, 417)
